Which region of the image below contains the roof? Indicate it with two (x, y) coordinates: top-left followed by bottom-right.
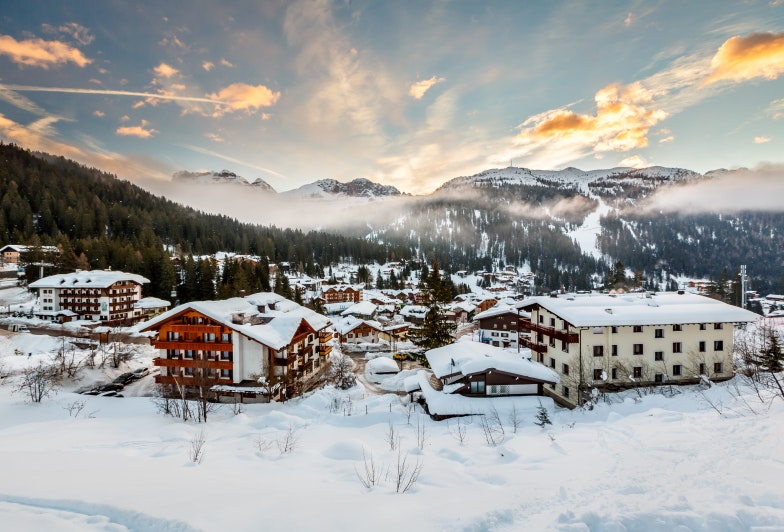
(340, 301), (377, 317)
(134, 297), (171, 309)
(29, 270), (149, 289)
(426, 341), (559, 384)
(0, 244), (60, 253)
(333, 316), (383, 335)
(474, 304), (530, 321)
(139, 292), (329, 350)
(518, 292), (760, 327)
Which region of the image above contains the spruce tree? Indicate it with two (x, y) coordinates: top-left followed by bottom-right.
(409, 261), (456, 359)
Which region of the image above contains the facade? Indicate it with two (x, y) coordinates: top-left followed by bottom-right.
(425, 341), (559, 398)
(519, 292), (759, 408)
(139, 292), (332, 401)
(321, 284), (362, 304)
(334, 316), (383, 344)
(475, 306), (529, 349)
(29, 270), (149, 325)
(0, 244), (60, 265)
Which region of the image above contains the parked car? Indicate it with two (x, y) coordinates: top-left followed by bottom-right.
(97, 383), (124, 393)
(112, 372), (135, 385)
(132, 367), (150, 379)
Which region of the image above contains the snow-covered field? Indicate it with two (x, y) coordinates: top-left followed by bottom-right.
(0, 331), (783, 531)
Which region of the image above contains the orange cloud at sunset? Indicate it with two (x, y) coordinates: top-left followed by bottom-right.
(0, 34), (91, 68)
(703, 32), (784, 85)
(116, 120), (157, 138)
(207, 83), (281, 116)
(517, 82), (667, 153)
(153, 63), (179, 78)
(409, 76), (445, 99)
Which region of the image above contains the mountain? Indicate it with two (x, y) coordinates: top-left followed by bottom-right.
(282, 178), (402, 199)
(172, 170), (276, 192)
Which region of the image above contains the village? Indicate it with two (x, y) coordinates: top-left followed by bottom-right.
(1, 243), (780, 416)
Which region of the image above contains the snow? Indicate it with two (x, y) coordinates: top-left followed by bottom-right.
(521, 291), (760, 327)
(28, 270), (150, 289)
(0, 328), (784, 531)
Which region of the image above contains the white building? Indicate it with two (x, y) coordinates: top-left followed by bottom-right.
(29, 270), (149, 324)
(518, 291), (759, 407)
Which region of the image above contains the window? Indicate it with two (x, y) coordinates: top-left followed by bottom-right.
(714, 362), (723, 374)
(561, 340), (569, 352)
(538, 315), (543, 323)
(633, 325), (643, 333)
(699, 363), (706, 374)
(184, 367), (194, 376)
(550, 383), (556, 390)
(184, 350), (194, 359)
(672, 342), (682, 353)
(672, 364), (682, 376)
(549, 336), (555, 347)
(611, 368), (619, 380)
(593, 368), (604, 380)
(470, 380), (486, 394)
(633, 366), (643, 379)
(699, 323), (707, 331)
(672, 324), (682, 332)
(593, 345), (604, 357)
(550, 317), (555, 327)
(699, 341), (706, 353)
(593, 327), (603, 334)
(714, 323), (723, 330)
(633, 344), (644, 355)
(654, 373), (664, 383)
(655, 328), (664, 338)
(612, 344), (618, 356)
(611, 326), (619, 333)
(655, 351), (664, 361)
(167, 331), (179, 341)
(221, 369), (231, 379)
(714, 340), (724, 351)
(549, 357), (555, 369)
(562, 386), (570, 398)
(562, 363), (570, 376)
(220, 351), (231, 360)
(204, 332), (215, 342)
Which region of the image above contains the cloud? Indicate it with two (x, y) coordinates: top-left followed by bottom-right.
(624, 12), (633, 27)
(703, 32), (784, 85)
(514, 82), (667, 158)
(409, 76), (445, 99)
(754, 136), (771, 143)
(0, 34), (91, 68)
(116, 120), (157, 138)
(202, 61), (214, 71)
(92, 110), (104, 117)
(659, 136), (674, 143)
(619, 155), (648, 168)
(206, 83), (280, 116)
(42, 22), (94, 45)
(220, 58), (234, 67)
(205, 133), (224, 143)
(642, 165), (784, 213)
(153, 63), (179, 78)
(768, 97), (784, 119)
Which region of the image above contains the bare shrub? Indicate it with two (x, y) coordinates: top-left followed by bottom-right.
(393, 450), (423, 494)
(355, 449), (382, 489)
(385, 420), (400, 451)
(448, 417), (468, 445)
(15, 362), (61, 403)
(189, 429), (206, 464)
(276, 424), (299, 454)
(63, 399), (86, 418)
(416, 415), (427, 450)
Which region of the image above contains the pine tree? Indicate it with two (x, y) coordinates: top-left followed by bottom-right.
(534, 400), (552, 427)
(409, 261), (456, 359)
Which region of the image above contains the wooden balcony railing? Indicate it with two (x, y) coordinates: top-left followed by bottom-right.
(152, 340), (232, 351)
(153, 357), (233, 370)
(522, 322), (579, 343)
(521, 338), (548, 354)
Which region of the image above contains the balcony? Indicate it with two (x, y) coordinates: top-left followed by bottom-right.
(521, 338), (548, 354)
(318, 344), (332, 356)
(153, 357), (233, 370)
(523, 322), (579, 343)
(152, 340), (232, 351)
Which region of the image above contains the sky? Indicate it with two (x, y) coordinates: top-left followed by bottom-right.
(1, 1), (783, 195)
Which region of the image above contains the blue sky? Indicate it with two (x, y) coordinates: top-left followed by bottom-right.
(1, 0), (783, 194)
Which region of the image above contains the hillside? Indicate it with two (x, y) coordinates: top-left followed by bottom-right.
(0, 143), (410, 299)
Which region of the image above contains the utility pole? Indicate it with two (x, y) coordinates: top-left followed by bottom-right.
(740, 264), (747, 309)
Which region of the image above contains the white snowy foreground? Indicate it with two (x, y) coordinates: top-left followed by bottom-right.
(0, 334), (783, 531)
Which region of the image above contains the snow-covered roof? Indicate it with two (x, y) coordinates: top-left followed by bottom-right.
(340, 301), (377, 317)
(0, 244), (60, 253)
(426, 341), (559, 384)
(333, 316), (383, 335)
(400, 305), (428, 318)
(134, 297), (171, 309)
(29, 270), (149, 289)
(450, 300), (477, 313)
(139, 292), (328, 350)
(474, 304), (529, 321)
(518, 292), (759, 327)
(366, 356), (400, 374)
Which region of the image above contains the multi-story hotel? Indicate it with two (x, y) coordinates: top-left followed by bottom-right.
(140, 292), (332, 402)
(29, 270), (149, 325)
(518, 291), (759, 407)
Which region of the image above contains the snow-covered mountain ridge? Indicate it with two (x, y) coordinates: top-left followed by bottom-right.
(282, 178), (403, 199)
(172, 170), (275, 192)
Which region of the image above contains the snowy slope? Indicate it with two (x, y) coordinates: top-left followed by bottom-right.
(172, 170), (276, 192)
(282, 178), (402, 199)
